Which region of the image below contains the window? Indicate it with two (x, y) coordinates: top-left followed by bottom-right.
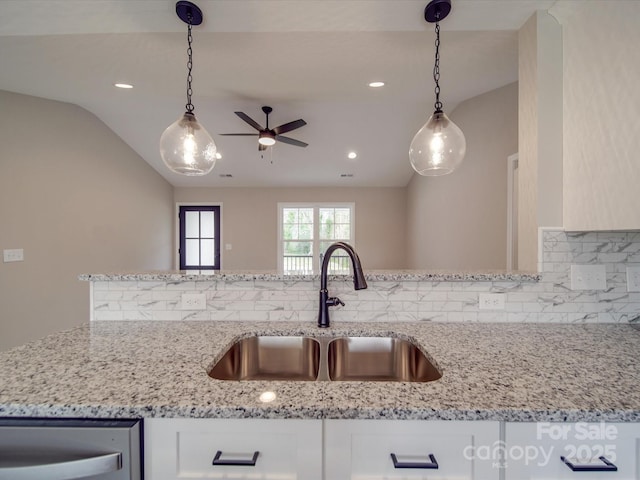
(178, 205), (221, 270)
(278, 203), (354, 275)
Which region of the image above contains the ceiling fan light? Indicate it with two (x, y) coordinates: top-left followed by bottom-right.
(258, 132), (276, 146)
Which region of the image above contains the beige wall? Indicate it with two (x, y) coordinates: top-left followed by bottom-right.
(551, 1), (640, 230)
(518, 14), (539, 272)
(518, 11), (563, 271)
(406, 82), (518, 270)
(0, 90), (174, 351)
(174, 187), (407, 270)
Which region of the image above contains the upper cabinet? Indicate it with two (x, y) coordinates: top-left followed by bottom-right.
(553, 1), (640, 231)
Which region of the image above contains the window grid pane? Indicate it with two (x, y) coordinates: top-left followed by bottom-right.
(282, 205), (352, 275)
(282, 208), (314, 274)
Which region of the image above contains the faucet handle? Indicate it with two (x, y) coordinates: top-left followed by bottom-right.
(327, 296), (345, 307)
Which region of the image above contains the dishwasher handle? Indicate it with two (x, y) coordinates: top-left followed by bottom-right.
(0, 452), (122, 480)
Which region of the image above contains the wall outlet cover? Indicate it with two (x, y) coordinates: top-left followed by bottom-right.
(479, 293), (505, 310)
(181, 293), (207, 310)
(627, 266), (640, 292)
(570, 264), (607, 290)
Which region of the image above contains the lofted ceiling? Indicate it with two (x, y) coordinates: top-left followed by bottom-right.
(0, 0), (556, 187)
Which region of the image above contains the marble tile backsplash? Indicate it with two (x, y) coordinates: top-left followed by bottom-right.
(90, 229), (640, 323)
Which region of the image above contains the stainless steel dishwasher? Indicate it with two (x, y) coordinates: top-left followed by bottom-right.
(0, 418), (142, 480)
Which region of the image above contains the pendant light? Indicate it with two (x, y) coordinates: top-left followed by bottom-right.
(409, 0), (466, 176)
(160, 1), (217, 176)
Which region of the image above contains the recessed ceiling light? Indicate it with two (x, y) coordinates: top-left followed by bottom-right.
(347, 152), (357, 159)
(368, 81), (385, 88)
(114, 83), (133, 89)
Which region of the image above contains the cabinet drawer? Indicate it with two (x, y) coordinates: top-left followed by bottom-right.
(145, 418), (322, 480)
(505, 422), (640, 479)
(325, 419), (500, 479)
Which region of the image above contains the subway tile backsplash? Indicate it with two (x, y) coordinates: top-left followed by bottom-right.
(89, 229), (640, 323)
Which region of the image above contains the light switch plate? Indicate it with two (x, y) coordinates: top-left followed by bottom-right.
(627, 266), (640, 292)
(570, 264), (606, 290)
(3, 248), (24, 262)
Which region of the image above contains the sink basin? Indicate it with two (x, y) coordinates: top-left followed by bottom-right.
(328, 337), (442, 382)
(208, 336), (320, 381)
(208, 335), (441, 383)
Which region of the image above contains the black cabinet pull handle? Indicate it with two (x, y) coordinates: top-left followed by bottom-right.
(561, 456), (618, 472)
(390, 453), (439, 469)
(212, 450), (259, 466)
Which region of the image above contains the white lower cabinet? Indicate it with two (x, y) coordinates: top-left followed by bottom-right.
(504, 422), (640, 479)
(147, 419), (640, 480)
(144, 418), (323, 479)
(324, 420), (501, 479)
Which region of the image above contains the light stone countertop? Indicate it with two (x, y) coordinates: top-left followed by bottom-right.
(78, 270), (541, 283)
(1, 321), (639, 422)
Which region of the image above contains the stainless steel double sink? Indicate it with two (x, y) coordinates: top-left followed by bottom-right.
(208, 335), (442, 383)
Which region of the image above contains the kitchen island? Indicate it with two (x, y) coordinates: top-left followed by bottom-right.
(1, 321), (639, 422)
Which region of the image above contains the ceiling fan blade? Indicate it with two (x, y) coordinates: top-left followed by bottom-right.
(273, 119), (307, 136)
(235, 111), (264, 131)
(219, 133), (258, 136)
(276, 135), (308, 148)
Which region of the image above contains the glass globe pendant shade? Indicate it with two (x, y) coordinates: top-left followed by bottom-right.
(409, 110), (466, 176)
(160, 112), (217, 176)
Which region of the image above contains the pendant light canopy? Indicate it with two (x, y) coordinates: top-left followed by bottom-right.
(409, 0), (466, 176)
(160, 1), (217, 176)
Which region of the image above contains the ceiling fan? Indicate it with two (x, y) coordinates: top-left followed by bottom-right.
(220, 106), (308, 151)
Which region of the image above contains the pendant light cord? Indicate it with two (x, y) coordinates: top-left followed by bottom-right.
(185, 19), (195, 114)
(433, 22), (443, 113)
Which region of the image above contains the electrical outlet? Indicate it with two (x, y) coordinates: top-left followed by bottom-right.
(181, 293), (207, 310)
(627, 266), (640, 292)
(570, 264), (606, 290)
(479, 293), (505, 310)
(3, 248), (24, 263)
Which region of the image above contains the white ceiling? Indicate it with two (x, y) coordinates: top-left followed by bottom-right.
(0, 0), (556, 187)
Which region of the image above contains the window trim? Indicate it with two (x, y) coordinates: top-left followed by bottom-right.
(277, 202), (355, 274)
(175, 203), (223, 270)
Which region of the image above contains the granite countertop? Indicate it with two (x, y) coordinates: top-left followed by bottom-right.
(79, 270), (541, 283)
(1, 322), (639, 422)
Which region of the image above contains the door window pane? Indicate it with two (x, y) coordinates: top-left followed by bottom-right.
(185, 239), (199, 266)
(335, 224), (350, 239)
(298, 223), (313, 240)
(200, 211), (215, 238)
(185, 211), (200, 238)
(284, 241), (312, 256)
(201, 239), (215, 266)
(335, 208), (350, 224)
